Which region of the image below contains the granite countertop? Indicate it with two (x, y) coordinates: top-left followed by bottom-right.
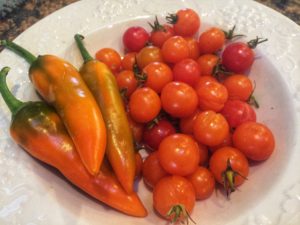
(0, 0), (299, 45)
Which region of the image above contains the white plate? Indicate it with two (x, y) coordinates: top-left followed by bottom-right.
(0, 0), (300, 224)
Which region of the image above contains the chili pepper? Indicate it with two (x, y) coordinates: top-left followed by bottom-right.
(74, 34), (136, 194)
(0, 40), (106, 175)
(0, 67), (147, 217)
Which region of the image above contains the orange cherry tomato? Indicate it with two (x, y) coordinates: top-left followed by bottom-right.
(185, 37), (200, 60)
(115, 70), (138, 97)
(95, 47), (122, 73)
(197, 54), (219, 76)
(193, 110), (229, 146)
(161, 36), (190, 64)
(136, 46), (163, 69)
(179, 109), (200, 135)
(198, 27), (226, 54)
(121, 52), (137, 70)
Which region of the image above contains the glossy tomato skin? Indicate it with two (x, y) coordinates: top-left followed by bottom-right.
(193, 110), (229, 146)
(209, 146), (249, 187)
(129, 87), (161, 123)
(198, 27), (226, 54)
(232, 122), (275, 161)
(121, 52), (137, 71)
(161, 36), (190, 64)
(150, 24), (175, 48)
(153, 175), (196, 221)
(115, 70), (138, 97)
(179, 109), (200, 135)
(143, 62), (173, 93)
(127, 113), (144, 143)
(185, 37), (200, 60)
(223, 74), (253, 101)
(158, 134), (200, 176)
(173, 59), (201, 87)
(161, 81), (198, 118)
(187, 166), (215, 200)
(142, 119), (176, 150)
(122, 26), (150, 52)
(222, 42), (254, 73)
(197, 54), (219, 76)
(95, 48), (122, 73)
(195, 76), (228, 112)
(220, 100), (256, 128)
(142, 151), (169, 189)
(136, 46), (163, 69)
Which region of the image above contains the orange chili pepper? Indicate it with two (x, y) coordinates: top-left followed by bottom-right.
(0, 40), (106, 175)
(0, 67), (147, 217)
(74, 34), (136, 194)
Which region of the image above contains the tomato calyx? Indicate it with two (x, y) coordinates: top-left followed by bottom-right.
(133, 62), (147, 86)
(247, 81), (260, 108)
(223, 25), (245, 40)
(212, 59), (232, 80)
(166, 13), (178, 25)
(149, 16), (166, 32)
(247, 36), (268, 49)
(222, 159), (247, 197)
(166, 204), (195, 225)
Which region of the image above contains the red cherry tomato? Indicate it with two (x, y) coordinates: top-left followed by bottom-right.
(167, 8), (200, 37)
(195, 76), (228, 112)
(150, 22), (175, 48)
(197, 54), (219, 76)
(232, 122), (275, 161)
(185, 37), (200, 60)
(222, 42), (254, 73)
(115, 70), (138, 97)
(173, 58), (201, 87)
(222, 74), (253, 101)
(142, 119), (176, 150)
(142, 151), (169, 189)
(161, 81), (198, 118)
(193, 110), (229, 146)
(153, 176), (196, 222)
(135, 152), (143, 178)
(158, 134), (200, 176)
(209, 146), (249, 194)
(198, 27), (226, 54)
(209, 132), (233, 153)
(122, 26), (150, 52)
(95, 48), (122, 73)
(179, 109), (200, 135)
(129, 87), (161, 123)
(143, 62), (173, 93)
(161, 36), (190, 64)
(187, 166), (215, 200)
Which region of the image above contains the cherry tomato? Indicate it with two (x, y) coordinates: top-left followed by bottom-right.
(142, 119), (176, 150)
(115, 70), (138, 97)
(122, 26), (150, 52)
(150, 21), (175, 48)
(167, 8), (200, 37)
(121, 52), (137, 70)
(232, 122), (275, 161)
(129, 87), (161, 123)
(173, 59), (201, 87)
(198, 27), (226, 54)
(185, 37), (200, 60)
(193, 110), (229, 146)
(158, 134), (200, 176)
(195, 76), (228, 112)
(197, 142), (209, 166)
(135, 151), (143, 178)
(153, 175), (196, 222)
(220, 100), (256, 128)
(143, 62), (173, 93)
(187, 166), (215, 200)
(161, 81), (198, 118)
(222, 42), (254, 73)
(127, 113), (144, 143)
(179, 109), (200, 135)
(197, 54), (219, 76)
(161, 36), (190, 64)
(142, 151), (169, 189)
(209, 131), (233, 153)
(223, 74), (253, 101)
(136, 45), (163, 69)
(209, 147), (249, 194)
(95, 48), (122, 73)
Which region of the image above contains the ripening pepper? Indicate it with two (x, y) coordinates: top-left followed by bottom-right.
(0, 67), (147, 217)
(74, 34), (136, 194)
(0, 40), (106, 175)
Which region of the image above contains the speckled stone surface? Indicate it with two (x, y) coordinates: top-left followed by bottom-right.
(0, 0), (299, 44)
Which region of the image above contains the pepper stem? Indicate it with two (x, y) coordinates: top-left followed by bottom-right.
(0, 40), (37, 64)
(0, 67), (24, 115)
(74, 34), (94, 63)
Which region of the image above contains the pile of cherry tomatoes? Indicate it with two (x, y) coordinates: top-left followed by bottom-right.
(94, 8), (275, 223)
